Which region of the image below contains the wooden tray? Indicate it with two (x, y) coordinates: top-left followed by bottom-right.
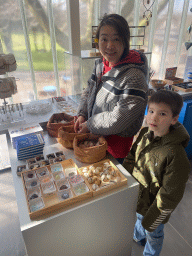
(173, 84), (192, 92)
(164, 77), (184, 85)
(78, 159), (127, 197)
(21, 159), (92, 219)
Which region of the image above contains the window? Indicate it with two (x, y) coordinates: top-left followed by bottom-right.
(0, 0), (191, 105)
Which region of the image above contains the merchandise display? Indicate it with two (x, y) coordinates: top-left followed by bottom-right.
(21, 157), (127, 219)
(79, 159), (127, 196)
(73, 183), (90, 196)
(164, 67), (184, 85)
(0, 103), (24, 124)
(47, 112), (74, 138)
(25, 99), (52, 115)
(57, 125), (87, 149)
(73, 134), (108, 163)
(16, 133), (45, 161)
(172, 82), (192, 92)
(8, 123), (43, 149)
(21, 158), (92, 219)
(52, 97), (77, 116)
(17, 151), (65, 176)
(0, 53), (17, 74)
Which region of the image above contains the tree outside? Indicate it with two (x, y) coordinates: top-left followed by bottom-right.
(0, 0), (190, 104)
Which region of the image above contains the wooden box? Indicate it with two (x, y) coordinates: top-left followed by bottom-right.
(164, 67), (184, 85)
(21, 159), (92, 219)
(78, 159), (127, 197)
(172, 82), (192, 92)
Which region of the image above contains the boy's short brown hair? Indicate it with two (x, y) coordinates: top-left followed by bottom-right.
(148, 90), (183, 117)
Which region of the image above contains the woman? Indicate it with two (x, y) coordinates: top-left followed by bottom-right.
(74, 14), (148, 164)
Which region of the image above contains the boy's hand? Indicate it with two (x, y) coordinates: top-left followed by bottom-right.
(74, 116), (86, 133)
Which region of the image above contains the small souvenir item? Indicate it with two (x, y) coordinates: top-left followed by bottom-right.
(57, 189), (73, 201)
(88, 170), (93, 177)
(41, 181), (56, 196)
(103, 168), (110, 175)
(29, 193), (38, 200)
(69, 174), (84, 186)
(95, 167), (102, 174)
(89, 165), (95, 171)
(55, 151), (64, 157)
(93, 168), (99, 175)
(25, 178), (40, 190)
(101, 174), (108, 182)
(46, 153), (56, 159)
(62, 192), (69, 199)
(28, 163), (41, 170)
(29, 198), (45, 212)
(31, 181), (38, 187)
(50, 163), (63, 173)
(79, 140), (100, 148)
(27, 187), (41, 201)
(94, 177), (101, 185)
(103, 161), (110, 167)
(28, 173), (34, 179)
(73, 183), (89, 196)
(92, 184), (99, 191)
(82, 167), (88, 173)
(23, 170), (37, 181)
(54, 155), (65, 163)
(107, 174), (112, 180)
(60, 184), (68, 190)
(65, 167), (77, 177)
(49, 159), (54, 165)
(17, 165), (27, 176)
(83, 173), (89, 178)
(111, 170), (117, 177)
(87, 177), (94, 184)
(27, 158), (36, 165)
(41, 160), (50, 166)
(53, 171), (65, 181)
(36, 167), (49, 179)
(35, 155), (44, 161)
(55, 179), (70, 191)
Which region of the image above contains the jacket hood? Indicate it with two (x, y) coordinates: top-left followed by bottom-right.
(96, 50), (148, 79)
(164, 122), (190, 148)
(146, 122), (190, 148)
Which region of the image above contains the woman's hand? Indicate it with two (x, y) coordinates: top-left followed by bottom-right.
(78, 121), (90, 133)
(74, 116), (86, 133)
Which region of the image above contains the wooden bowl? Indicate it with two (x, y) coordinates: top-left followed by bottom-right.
(151, 79), (167, 89)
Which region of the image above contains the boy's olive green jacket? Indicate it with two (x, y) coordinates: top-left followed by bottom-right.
(123, 122), (191, 232)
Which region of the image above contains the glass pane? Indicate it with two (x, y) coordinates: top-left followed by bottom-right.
(79, 0), (101, 91)
(121, 0), (135, 26)
(0, 0), (33, 104)
(80, 0), (92, 51)
(52, 0), (70, 97)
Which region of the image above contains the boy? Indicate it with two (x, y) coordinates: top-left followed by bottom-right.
(123, 90), (191, 256)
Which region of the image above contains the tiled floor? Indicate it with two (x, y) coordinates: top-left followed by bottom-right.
(0, 165), (192, 256)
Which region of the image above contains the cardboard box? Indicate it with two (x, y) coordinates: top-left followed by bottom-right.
(164, 67), (184, 85)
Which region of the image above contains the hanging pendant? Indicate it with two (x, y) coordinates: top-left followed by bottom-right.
(187, 25), (192, 34)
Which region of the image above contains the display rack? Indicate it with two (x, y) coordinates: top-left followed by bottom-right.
(0, 53), (24, 124)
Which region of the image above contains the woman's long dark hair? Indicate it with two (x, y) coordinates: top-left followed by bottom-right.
(95, 14), (130, 57)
